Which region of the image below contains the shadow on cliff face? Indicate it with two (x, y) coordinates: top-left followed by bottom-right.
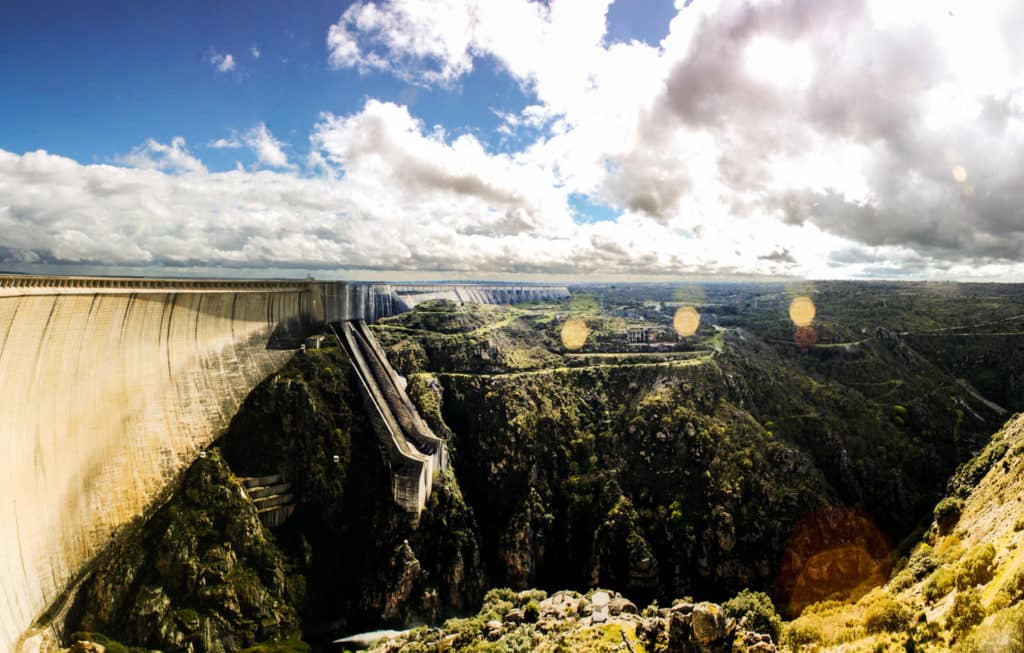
(63, 344), (487, 651)
(217, 346), (486, 636)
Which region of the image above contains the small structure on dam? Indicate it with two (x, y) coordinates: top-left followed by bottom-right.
(0, 274), (568, 653)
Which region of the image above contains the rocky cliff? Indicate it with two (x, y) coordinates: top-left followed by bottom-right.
(62, 346), (486, 651)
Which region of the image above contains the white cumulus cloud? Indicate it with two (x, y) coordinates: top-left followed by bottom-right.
(210, 51), (236, 73)
(322, 0), (1024, 277)
(244, 123), (295, 170)
(115, 137), (206, 174)
(6, 0), (1024, 280)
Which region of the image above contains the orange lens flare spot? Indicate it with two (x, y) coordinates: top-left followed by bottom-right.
(789, 296), (816, 327)
(673, 306), (701, 337)
(952, 165), (968, 183)
(778, 507), (892, 616)
(560, 318), (589, 350)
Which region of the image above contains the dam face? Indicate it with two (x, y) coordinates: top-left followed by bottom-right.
(0, 276), (569, 652)
(0, 279), (317, 652)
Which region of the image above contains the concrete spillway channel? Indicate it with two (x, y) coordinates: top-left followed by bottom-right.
(333, 320), (446, 517)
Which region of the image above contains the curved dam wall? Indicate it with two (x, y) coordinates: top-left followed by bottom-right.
(0, 278), (316, 652)
(389, 284), (571, 313)
(320, 283), (571, 322)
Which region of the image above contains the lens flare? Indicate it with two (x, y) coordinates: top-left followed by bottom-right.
(778, 507), (892, 616)
(673, 306), (701, 337)
(952, 165), (968, 183)
(561, 318), (589, 350)
(789, 296), (816, 327)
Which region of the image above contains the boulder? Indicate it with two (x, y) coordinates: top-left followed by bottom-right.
(608, 596), (638, 615)
(668, 602), (694, 643)
(539, 590), (584, 619)
(504, 607), (525, 624)
(691, 602), (731, 645)
(485, 619), (503, 640)
(590, 591), (610, 623)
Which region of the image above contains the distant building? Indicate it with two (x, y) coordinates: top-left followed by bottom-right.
(627, 327), (649, 344)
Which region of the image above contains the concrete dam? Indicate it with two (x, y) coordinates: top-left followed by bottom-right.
(0, 275), (569, 653)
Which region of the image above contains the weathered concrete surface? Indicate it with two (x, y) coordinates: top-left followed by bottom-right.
(0, 280), (315, 653)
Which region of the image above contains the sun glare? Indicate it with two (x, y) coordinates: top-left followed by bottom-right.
(673, 306), (700, 337)
(560, 318), (589, 350)
(789, 296), (816, 327)
(743, 37), (814, 90)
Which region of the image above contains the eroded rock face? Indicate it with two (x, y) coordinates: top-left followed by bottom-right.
(372, 590), (775, 653)
(68, 451), (300, 652)
(63, 348), (487, 649)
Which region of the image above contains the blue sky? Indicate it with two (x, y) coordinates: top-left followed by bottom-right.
(1, 0), (1022, 280)
(0, 1), (672, 172)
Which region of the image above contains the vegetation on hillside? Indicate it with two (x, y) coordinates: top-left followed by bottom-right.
(60, 282), (1024, 651)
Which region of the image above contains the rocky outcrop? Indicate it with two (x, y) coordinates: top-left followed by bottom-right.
(67, 450), (301, 652)
(371, 589), (776, 652)
(62, 344), (486, 648)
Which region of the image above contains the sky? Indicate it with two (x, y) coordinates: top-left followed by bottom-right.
(1, 0), (1024, 281)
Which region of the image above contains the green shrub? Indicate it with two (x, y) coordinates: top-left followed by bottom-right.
(934, 497), (964, 531)
(782, 621), (822, 648)
(924, 565), (957, 602)
(478, 587), (517, 622)
(956, 601), (1024, 652)
(892, 545), (938, 591)
(516, 589), (547, 605)
(908, 545), (937, 578)
(946, 588), (986, 638)
(864, 596), (912, 633)
(956, 543), (995, 590)
(1001, 566), (1024, 606)
(722, 589), (782, 641)
(523, 600), (540, 623)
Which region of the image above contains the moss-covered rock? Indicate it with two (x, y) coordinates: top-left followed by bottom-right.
(69, 450), (300, 652)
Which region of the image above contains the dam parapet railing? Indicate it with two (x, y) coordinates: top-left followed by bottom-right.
(0, 274), (315, 296)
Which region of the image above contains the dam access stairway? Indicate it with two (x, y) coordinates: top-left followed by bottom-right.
(334, 319), (446, 518)
(240, 474), (296, 528)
